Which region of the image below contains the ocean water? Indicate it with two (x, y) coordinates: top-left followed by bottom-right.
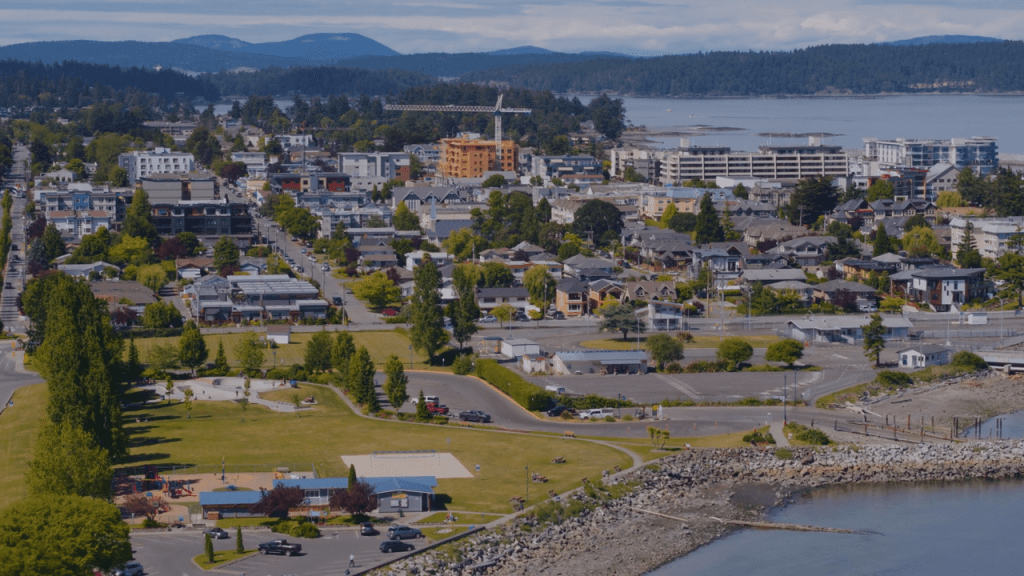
(614, 94), (1024, 154)
(649, 478), (1024, 575)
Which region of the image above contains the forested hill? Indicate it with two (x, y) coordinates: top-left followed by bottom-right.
(205, 66), (437, 99)
(459, 41), (1024, 97)
(0, 60), (219, 104)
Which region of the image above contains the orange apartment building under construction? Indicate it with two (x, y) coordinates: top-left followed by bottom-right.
(438, 138), (518, 178)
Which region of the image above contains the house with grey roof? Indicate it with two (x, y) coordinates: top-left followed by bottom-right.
(739, 268), (808, 285)
(769, 236), (836, 267)
(476, 287), (530, 314)
(786, 316), (914, 344)
(812, 279), (878, 305)
(898, 344), (952, 369)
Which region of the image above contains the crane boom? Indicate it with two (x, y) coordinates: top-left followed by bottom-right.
(383, 95), (531, 170)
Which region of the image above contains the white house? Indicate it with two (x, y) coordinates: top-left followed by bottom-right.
(897, 345), (952, 369)
(501, 338), (541, 359)
(265, 325), (291, 345)
(405, 251), (454, 272)
(118, 148), (196, 185)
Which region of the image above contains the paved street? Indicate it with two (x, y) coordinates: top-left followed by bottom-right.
(131, 527), (419, 576)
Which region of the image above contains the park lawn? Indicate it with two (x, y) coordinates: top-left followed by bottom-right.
(192, 549), (257, 569)
(580, 333), (783, 350)
(129, 330), (429, 370)
(120, 383), (630, 515)
(0, 383), (47, 510)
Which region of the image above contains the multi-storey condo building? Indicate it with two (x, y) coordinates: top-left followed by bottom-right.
(438, 138), (517, 178)
(949, 216), (1024, 260)
(140, 172), (219, 204)
(863, 137), (998, 175)
(269, 172), (351, 195)
(660, 139), (849, 183)
(530, 155), (604, 184)
(339, 152), (411, 181)
(118, 148), (196, 185)
(150, 199), (252, 240)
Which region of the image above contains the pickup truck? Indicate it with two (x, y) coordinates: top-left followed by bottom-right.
(426, 402), (449, 415)
(459, 410), (491, 423)
(257, 539), (302, 556)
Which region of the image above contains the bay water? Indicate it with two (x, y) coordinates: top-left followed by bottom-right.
(649, 478), (1024, 575)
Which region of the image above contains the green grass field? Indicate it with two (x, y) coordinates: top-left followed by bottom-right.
(581, 334), (783, 350)
(130, 330), (429, 370)
(0, 384), (46, 509)
(120, 383), (632, 514)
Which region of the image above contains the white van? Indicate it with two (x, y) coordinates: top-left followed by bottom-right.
(579, 408), (615, 420)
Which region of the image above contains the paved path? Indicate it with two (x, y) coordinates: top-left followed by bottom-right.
(770, 421), (791, 447)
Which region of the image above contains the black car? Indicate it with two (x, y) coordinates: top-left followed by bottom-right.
(204, 527), (229, 539)
(359, 522), (379, 536)
(380, 540), (415, 553)
(459, 410), (491, 423)
(332, 296), (343, 306)
(387, 525), (423, 540)
(547, 405), (572, 417)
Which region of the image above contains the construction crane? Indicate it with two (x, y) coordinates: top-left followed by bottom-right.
(384, 94), (531, 171)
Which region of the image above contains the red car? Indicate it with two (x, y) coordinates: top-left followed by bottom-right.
(381, 308), (399, 317)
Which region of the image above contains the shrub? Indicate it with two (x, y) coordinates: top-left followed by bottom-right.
(141, 518), (163, 528)
(742, 431), (776, 444)
(452, 354), (475, 375)
(560, 410), (574, 420)
(622, 414), (634, 422)
(775, 448), (793, 460)
(562, 394), (631, 410)
(737, 397), (764, 406)
(875, 370), (913, 389)
(274, 518), (321, 538)
(683, 360), (732, 373)
(786, 422), (831, 445)
(604, 415), (616, 422)
(951, 351), (987, 371)
(474, 359), (551, 411)
(664, 362), (683, 374)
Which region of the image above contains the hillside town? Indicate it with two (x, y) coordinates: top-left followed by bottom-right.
(2, 91), (1024, 576)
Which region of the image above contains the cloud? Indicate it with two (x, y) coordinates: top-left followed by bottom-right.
(0, 1), (1021, 54)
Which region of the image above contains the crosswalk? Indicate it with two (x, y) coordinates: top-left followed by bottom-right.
(652, 374), (702, 400)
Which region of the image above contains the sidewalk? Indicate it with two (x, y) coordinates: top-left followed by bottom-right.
(769, 421), (791, 447)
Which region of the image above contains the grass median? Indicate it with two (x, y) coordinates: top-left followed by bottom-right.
(0, 384), (47, 509)
(120, 383), (632, 514)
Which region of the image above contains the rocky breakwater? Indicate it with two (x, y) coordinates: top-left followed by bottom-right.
(373, 442), (1024, 576)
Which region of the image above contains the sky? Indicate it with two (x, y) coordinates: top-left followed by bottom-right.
(0, 0), (1022, 55)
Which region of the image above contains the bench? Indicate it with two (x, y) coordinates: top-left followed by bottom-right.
(551, 456), (566, 464)
(563, 431), (575, 438)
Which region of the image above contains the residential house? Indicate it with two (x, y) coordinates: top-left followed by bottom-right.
(640, 300), (695, 331)
(621, 281), (677, 304)
(57, 261), (119, 278)
(587, 279), (624, 311)
(555, 278), (588, 317)
(738, 268), (808, 286)
(552, 350), (648, 375)
(405, 251), (454, 272)
(769, 236), (835, 267)
(476, 287), (530, 314)
(786, 316), (914, 344)
(812, 279), (878, 305)
(892, 266), (989, 312)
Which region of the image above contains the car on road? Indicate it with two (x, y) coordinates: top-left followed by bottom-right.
(514, 312), (529, 322)
(321, 263), (330, 271)
(257, 539), (302, 556)
(387, 525), (424, 540)
(381, 307), (399, 317)
(204, 527), (229, 539)
(459, 410), (491, 423)
(411, 395), (439, 406)
(360, 522), (379, 536)
(113, 561), (144, 576)
(380, 540), (416, 553)
(480, 315), (497, 323)
(549, 311), (565, 320)
(332, 296), (343, 306)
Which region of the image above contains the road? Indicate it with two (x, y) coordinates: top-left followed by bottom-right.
(130, 527), (418, 576)
(1, 196), (29, 336)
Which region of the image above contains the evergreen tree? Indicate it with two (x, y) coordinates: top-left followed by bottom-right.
(347, 347), (379, 411)
(415, 390), (431, 421)
(732, 182), (748, 199)
(303, 330), (333, 373)
(235, 526), (244, 554)
(693, 192), (724, 245)
(956, 167), (987, 205)
(122, 189), (158, 244)
(124, 337), (142, 383)
(331, 332), (356, 385)
(383, 355), (409, 409)
(214, 341), (230, 375)
(26, 422), (113, 500)
(213, 236), (240, 274)
(873, 224), (893, 256)
(721, 204), (741, 241)
(786, 175), (839, 227)
(409, 259), (448, 361)
(862, 312), (886, 367)
(41, 223), (66, 262)
(957, 221), (982, 268)
(205, 532), (214, 563)
(177, 320), (209, 376)
(348, 464), (357, 487)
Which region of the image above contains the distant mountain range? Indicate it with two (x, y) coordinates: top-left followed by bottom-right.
(881, 35), (1005, 46)
(173, 33), (400, 61)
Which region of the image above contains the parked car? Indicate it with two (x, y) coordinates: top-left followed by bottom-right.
(113, 562), (144, 576)
(546, 405), (572, 417)
(359, 522), (379, 536)
(480, 315), (497, 323)
(332, 296), (343, 306)
(380, 540), (416, 553)
(321, 263), (330, 271)
(381, 307), (399, 317)
(549, 311), (565, 320)
(204, 527), (229, 539)
(459, 410), (491, 423)
(514, 312), (529, 322)
(387, 525), (424, 540)
(579, 408), (615, 420)
(426, 402), (449, 415)
(411, 395), (440, 406)
(257, 539), (302, 556)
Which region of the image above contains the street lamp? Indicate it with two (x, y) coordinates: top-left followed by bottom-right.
(998, 297), (1005, 339)
(525, 465), (529, 507)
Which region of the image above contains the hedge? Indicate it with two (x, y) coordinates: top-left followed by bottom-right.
(474, 359), (551, 411)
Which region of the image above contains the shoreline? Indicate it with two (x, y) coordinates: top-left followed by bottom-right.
(371, 441), (1024, 576)
(565, 91), (1024, 101)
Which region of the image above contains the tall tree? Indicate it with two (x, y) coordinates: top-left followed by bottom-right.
(873, 224), (893, 256)
(865, 179), (895, 201)
(124, 337), (143, 383)
(383, 354), (409, 409)
(392, 202), (420, 231)
(523, 265), (556, 310)
(178, 320), (209, 376)
(304, 330), (333, 373)
(213, 341), (230, 375)
(121, 188), (158, 244)
(0, 495), (132, 575)
(347, 346), (379, 411)
(213, 236), (240, 274)
(956, 221), (982, 268)
(351, 271), (401, 309)
(234, 332), (265, 376)
(693, 192), (724, 245)
(331, 332), (356, 384)
(600, 303), (644, 340)
(572, 199), (623, 247)
(786, 175), (839, 227)
(956, 167), (987, 205)
(862, 312), (886, 367)
(26, 422), (113, 500)
(409, 259), (448, 361)
(645, 333), (684, 371)
(41, 223), (66, 263)
(250, 485), (305, 519)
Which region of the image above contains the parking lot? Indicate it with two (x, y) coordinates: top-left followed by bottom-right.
(130, 527), (423, 576)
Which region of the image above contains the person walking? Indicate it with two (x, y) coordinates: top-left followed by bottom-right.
(349, 553), (355, 568)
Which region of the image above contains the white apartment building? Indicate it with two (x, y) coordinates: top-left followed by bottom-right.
(274, 134), (315, 149)
(231, 152), (268, 179)
(659, 140), (848, 183)
(118, 148), (196, 185)
(949, 216), (1024, 260)
(339, 152), (411, 180)
(863, 137), (998, 175)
